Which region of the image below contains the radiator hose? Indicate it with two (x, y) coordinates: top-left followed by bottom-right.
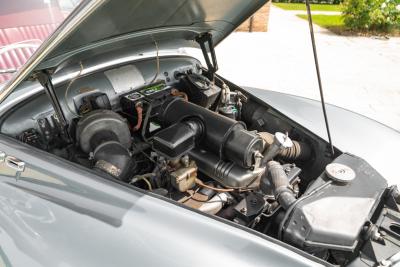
(267, 161), (296, 210)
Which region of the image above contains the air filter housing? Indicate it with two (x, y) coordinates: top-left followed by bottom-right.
(283, 153), (387, 251)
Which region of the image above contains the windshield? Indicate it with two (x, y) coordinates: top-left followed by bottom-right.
(0, 0), (82, 83)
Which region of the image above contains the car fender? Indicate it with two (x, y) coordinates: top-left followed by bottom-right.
(244, 87), (400, 186)
(0, 134), (325, 267)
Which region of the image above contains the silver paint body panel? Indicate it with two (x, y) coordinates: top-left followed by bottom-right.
(0, 0), (397, 265)
(0, 135), (322, 267)
(245, 87), (400, 186)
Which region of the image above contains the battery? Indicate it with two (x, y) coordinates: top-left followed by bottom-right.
(120, 81), (172, 134)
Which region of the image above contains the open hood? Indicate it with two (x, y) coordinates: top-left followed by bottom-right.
(0, 0), (267, 102)
(41, 0), (267, 68)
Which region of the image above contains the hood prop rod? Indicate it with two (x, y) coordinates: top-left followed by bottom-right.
(305, 0), (335, 157)
(196, 32), (218, 82)
(36, 70), (71, 142)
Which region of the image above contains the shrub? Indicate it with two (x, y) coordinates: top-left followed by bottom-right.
(342, 0), (400, 31)
(272, 0), (342, 3)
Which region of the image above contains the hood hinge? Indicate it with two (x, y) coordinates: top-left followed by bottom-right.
(195, 32), (218, 82)
(34, 70), (71, 142)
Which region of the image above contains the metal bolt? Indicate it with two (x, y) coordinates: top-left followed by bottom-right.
(372, 230), (383, 242)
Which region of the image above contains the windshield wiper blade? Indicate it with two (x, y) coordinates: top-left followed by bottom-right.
(0, 69), (18, 74)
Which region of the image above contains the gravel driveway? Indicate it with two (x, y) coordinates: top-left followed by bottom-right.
(214, 6), (400, 131)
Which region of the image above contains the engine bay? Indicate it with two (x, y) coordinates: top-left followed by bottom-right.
(2, 56), (400, 266)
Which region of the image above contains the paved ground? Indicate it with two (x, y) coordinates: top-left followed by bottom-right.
(213, 6), (400, 131)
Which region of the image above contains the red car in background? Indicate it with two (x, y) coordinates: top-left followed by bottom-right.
(0, 0), (81, 83)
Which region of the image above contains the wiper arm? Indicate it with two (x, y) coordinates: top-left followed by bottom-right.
(0, 69), (18, 74)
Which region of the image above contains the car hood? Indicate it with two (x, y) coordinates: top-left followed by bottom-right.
(39, 0), (267, 69)
(0, 0), (267, 102)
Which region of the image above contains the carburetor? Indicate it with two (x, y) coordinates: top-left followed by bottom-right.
(169, 155), (197, 192)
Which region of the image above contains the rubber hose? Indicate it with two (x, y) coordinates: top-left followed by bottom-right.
(259, 132), (311, 161)
(267, 161), (296, 210)
(198, 192), (229, 215)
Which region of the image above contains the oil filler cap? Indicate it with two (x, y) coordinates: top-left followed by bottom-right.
(325, 163), (356, 183)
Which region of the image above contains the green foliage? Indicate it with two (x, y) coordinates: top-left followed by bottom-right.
(272, 0), (343, 3)
(342, 0), (400, 30)
(297, 14), (345, 27)
(274, 3), (342, 11)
